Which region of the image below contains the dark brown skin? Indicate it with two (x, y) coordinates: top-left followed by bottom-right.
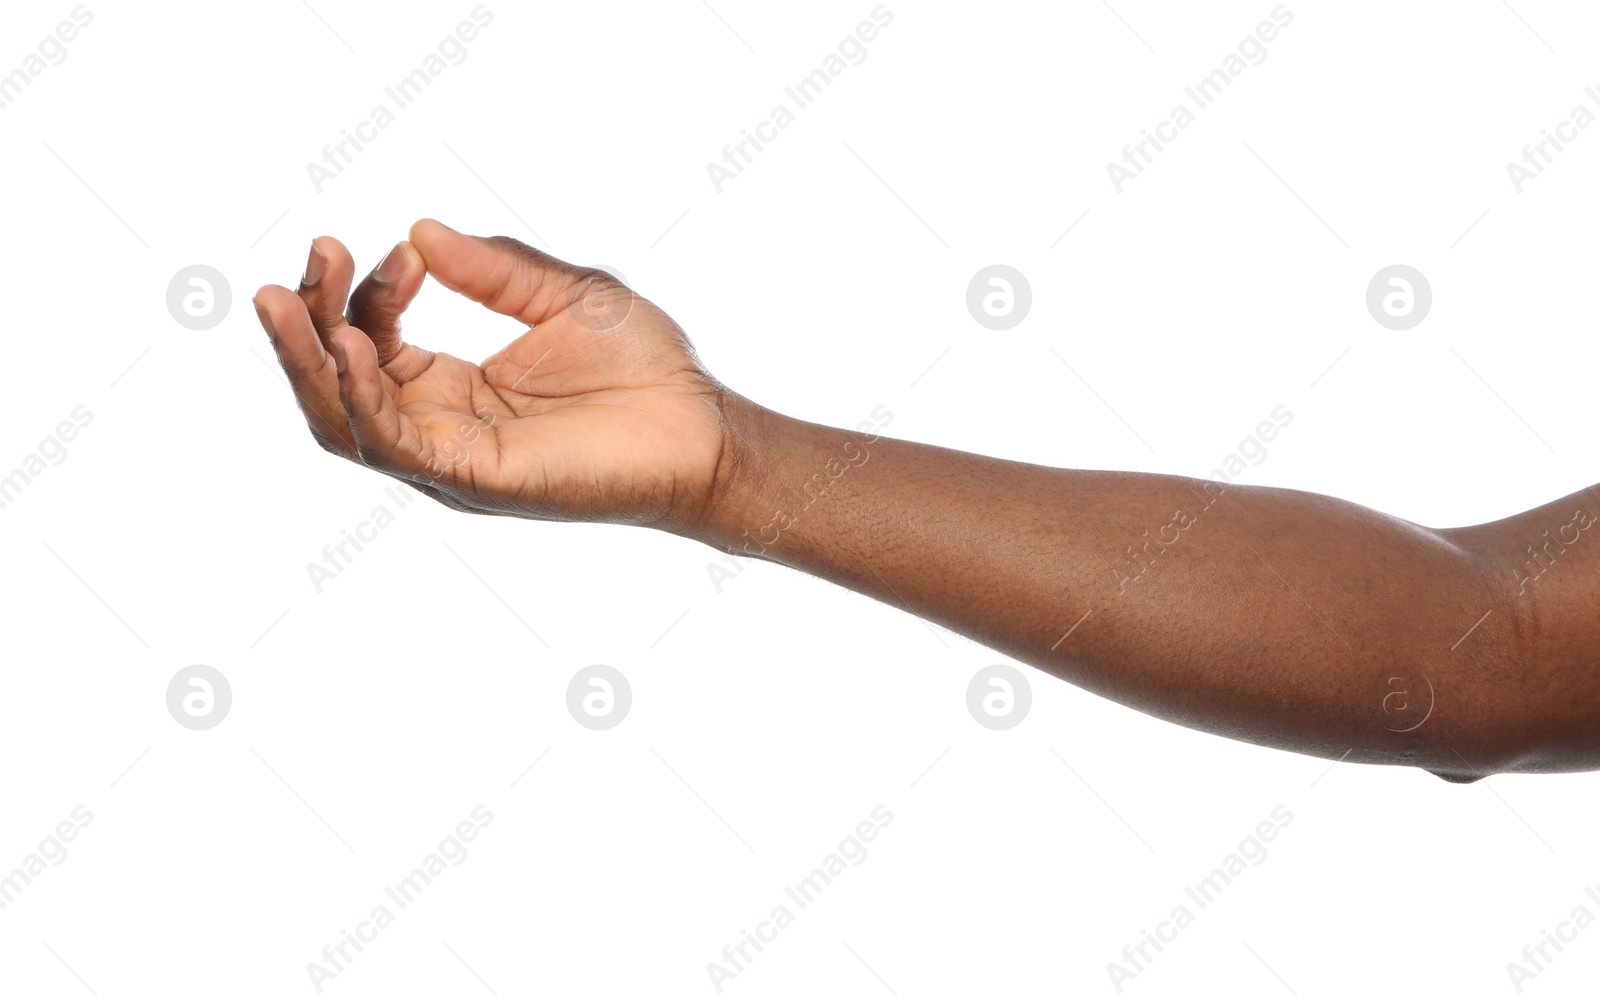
(254, 221), (1599, 782)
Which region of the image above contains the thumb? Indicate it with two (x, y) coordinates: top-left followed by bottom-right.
(408, 219), (599, 327)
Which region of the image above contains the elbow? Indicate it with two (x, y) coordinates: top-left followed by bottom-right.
(1410, 536), (1583, 780)
(1424, 552), (1599, 778)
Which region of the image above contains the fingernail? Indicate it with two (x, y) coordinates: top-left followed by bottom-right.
(373, 243), (407, 283)
(327, 331), (348, 374)
(254, 301), (277, 343)
(303, 241), (328, 287)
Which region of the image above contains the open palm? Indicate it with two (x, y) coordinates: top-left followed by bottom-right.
(253, 221), (731, 531)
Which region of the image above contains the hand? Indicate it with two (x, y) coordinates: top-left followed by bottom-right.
(252, 220), (735, 532)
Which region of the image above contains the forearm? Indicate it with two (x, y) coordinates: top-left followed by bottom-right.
(691, 397), (1564, 777)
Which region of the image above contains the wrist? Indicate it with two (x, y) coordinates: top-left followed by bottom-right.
(681, 390), (797, 553)
(682, 391), (892, 559)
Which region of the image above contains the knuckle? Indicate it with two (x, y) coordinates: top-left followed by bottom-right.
(349, 439), (388, 471)
(309, 429), (346, 457)
(485, 234), (547, 264)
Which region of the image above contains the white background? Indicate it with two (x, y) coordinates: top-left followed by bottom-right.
(2, 0), (1598, 994)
